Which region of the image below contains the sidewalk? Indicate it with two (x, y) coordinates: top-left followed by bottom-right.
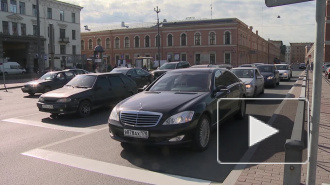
(228, 71), (330, 185)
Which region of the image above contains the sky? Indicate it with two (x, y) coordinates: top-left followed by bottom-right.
(60, 0), (317, 46)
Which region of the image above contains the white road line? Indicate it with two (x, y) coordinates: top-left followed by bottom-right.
(22, 149), (211, 185)
(2, 118), (96, 133)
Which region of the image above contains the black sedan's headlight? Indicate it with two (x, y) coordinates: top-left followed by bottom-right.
(163, 111), (194, 125)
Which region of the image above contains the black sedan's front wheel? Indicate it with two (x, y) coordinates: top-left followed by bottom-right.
(77, 100), (91, 117)
(235, 99), (246, 120)
(192, 115), (210, 152)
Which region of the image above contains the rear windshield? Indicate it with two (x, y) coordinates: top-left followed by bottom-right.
(231, 69), (254, 78)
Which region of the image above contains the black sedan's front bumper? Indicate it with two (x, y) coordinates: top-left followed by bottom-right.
(108, 119), (199, 145)
(37, 101), (79, 114)
(21, 85), (44, 94)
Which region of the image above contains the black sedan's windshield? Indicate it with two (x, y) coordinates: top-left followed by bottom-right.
(149, 72), (210, 92)
(159, 63), (177, 70)
(257, 66), (274, 72)
(231, 69), (254, 78)
(66, 75), (97, 88)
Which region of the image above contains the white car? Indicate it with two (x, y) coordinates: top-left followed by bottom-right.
(275, 64), (292, 81)
(231, 67), (264, 97)
(0, 61), (26, 75)
(322, 63), (330, 72)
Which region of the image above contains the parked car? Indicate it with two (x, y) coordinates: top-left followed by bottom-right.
(190, 64), (232, 69)
(21, 71), (75, 95)
(151, 61), (190, 79)
(239, 64), (256, 68)
(253, 63), (265, 67)
(63, 69), (89, 75)
(108, 68), (246, 151)
(322, 63), (330, 72)
(0, 61), (26, 75)
(231, 67), (264, 97)
(110, 68), (153, 88)
(256, 64), (280, 87)
(299, 63), (306, 69)
(325, 66), (330, 79)
(37, 73), (138, 117)
(217, 64), (233, 69)
(275, 64), (292, 80)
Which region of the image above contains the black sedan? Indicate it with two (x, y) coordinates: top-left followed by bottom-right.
(108, 68), (246, 151)
(256, 64), (280, 88)
(37, 73), (138, 117)
(110, 68), (153, 88)
(21, 71), (75, 95)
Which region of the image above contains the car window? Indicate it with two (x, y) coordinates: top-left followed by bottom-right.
(231, 69), (254, 78)
(159, 63), (176, 70)
(257, 66), (274, 72)
(66, 75), (96, 88)
(39, 72), (56, 80)
(136, 69), (148, 76)
(182, 62), (190, 68)
(121, 75), (136, 86)
(127, 69), (137, 76)
(109, 76), (125, 87)
(177, 63), (182, 68)
(56, 73), (65, 80)
(149, 72), (210, 92)
(276, 65), (288, 70)
(95, 76), (111, 90)
(215, 71), (237, 87)
(65, 72), (75, 79)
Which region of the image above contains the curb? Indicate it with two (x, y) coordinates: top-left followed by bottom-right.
(222, 71), (306, 185)
(0, 85), (23, 91)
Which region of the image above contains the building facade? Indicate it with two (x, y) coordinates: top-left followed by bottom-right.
(285, 46), (291, 64)
(0, 0), (83, 73)
(81, 18), (281, 70)
(290, 42), (313, 64)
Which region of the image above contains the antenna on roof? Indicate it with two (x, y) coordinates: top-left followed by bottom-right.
(210, 0), (213, 19)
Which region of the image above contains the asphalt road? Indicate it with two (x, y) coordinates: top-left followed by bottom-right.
(0, 69), (303, 184)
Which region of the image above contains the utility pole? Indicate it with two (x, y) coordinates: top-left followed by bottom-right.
(154, 6), (161, 68)
(49, 24), (54, 71)
(36, 0), (42, 73)
(307, 0), (326, 184)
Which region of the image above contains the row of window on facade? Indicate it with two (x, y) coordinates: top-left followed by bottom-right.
(82, 31), (232, 50)
(2, 21), (77, 41)
(1, 0), (76, 23)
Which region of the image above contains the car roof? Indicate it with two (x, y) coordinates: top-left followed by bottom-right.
(83, 72), (123, 76)
(258, 64), (275, 66)
(232, 67), (256, 70)
(169, 67), (225, 73)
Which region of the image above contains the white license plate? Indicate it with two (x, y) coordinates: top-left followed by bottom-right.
(42, 104), (53, 109)
(124, 129), (149, 139)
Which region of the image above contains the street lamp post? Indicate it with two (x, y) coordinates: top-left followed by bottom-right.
(2, 53), (8, 92)
(154, 6), (161, 68)
(36, 0), (42, 73)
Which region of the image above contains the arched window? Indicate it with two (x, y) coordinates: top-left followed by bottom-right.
(106, 38), (110, 49)
(115, 37), (120, 49)
(224, 31), (231, 45)
(209, 32), (215, 45)
(167, 34), (173, 46)
(81, 40), (85, 50)
(124, 37), (129, 48)
(88, 39), (93, 50)
(194, 33), (201, 45)
(145, 35), (150, 47)
(97, 38), (101, 46)
(181, 33), (186, 46)
(134, 36), (140, 48)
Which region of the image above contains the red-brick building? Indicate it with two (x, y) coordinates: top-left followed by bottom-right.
(81, 18), (280, 69)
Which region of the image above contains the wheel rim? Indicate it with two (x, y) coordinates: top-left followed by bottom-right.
(80, 102), (91, 116)
(199, 119), (210, 148)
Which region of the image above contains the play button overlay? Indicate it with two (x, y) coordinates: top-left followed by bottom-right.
(217, 98), (309, 164)
(249, 116), (279, 147)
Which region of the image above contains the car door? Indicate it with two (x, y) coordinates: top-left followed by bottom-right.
(224, 71), (241, 113)
(53, 72), (67, 89)
(92, 76), (112, 106)
(109, 75), (130, 104)
(214, 70), (232, 122)
(255, 69), (263, 94)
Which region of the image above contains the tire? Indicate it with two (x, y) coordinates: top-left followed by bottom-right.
(235, 98), (246, 120)
(192, 115), (211, 152)
(44, 86), (51, 93)
(50, 113), (58, 118)
(276, 78), (280, 85)
(77, 100), (91, 117)
(28, 93), (35, 96)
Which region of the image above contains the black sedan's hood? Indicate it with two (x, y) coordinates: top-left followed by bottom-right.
(118, 91), (206, 113)
(41, 87), (90, 98)
(260, 72), (274, 77)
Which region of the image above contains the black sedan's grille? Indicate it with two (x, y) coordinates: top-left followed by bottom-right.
(120, 111), (162, 127)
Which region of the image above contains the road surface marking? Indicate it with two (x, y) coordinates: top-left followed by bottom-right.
(22, 149), (211, 185)
(3, 118), (96, 133)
